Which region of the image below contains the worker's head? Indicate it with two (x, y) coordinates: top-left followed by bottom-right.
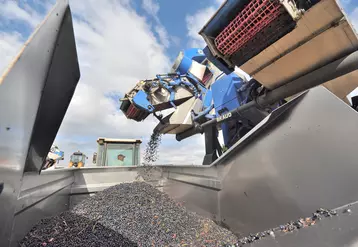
(117, 154), (125, 161)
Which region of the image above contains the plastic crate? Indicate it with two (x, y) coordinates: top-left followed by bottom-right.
(215, 0), (283, 56)
(126, 103), (148, 121)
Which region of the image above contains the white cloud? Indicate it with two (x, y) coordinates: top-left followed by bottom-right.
(185, 0), (224, 48)
(184, 0), (250, 88)
(215, 0), (225, 5)
(56, 0), (173, 161)
(157, 134), (205, 164)
(186, 6), (217, 48)
(142, 0), (160, 17)
(155, 24), (170, 48)
(141, 0), (173, 49)
(170, 36), (181, 47)
(0, 1), (43, 28)
(0, 0), (205, 165)
(0, 32), (23, 73)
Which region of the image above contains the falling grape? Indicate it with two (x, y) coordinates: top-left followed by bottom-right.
(143, 130), (162, 165)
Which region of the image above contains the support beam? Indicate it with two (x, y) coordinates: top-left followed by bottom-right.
(176, 50), (358, 141)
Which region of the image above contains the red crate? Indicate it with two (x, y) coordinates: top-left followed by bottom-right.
(126, 102), (150, 121)
(215, 0), (283, 56)
(126, 103), (140, 119)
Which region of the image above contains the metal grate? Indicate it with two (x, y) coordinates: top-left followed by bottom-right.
(126, 103), (148, 121)
(230, 11), (295, 67)
(214, 0), (283, 56)
(126, 104), (139, 119)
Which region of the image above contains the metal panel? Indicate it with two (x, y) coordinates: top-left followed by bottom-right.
(0, 1), (78, 246)
(9, 170), (74, 246)
(250, 202), (358, 247)
(161, 86), (358, 237)
(25, 3), (80, 172)
(240, 0), (357, 80)
(164, 97), (203, 134)
(250, 20), (358, 89)
(71, 167), (145, 194)
(160, 96), (303, 223)
(161, 167), (221, 219)
(219, 86), (358, 236)
(163, 179), (221, 222)
(161, 165), (221, 188)
(235, 0), (358, 100)
(16, 170), (74, 214)
(161, 166), (223, 221)
(69, 167), (164, 208)
(242, 0), (345, 74)
(167, 172), (221, 190)
(323, 69), (358, 100)
(11, 185), (71, 247)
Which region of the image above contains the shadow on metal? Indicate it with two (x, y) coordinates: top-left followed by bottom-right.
(161, 86), (358, 237)
(24, 4), (80, 172)
(0, 1), (79, 246)
(250, 201), (358, 247)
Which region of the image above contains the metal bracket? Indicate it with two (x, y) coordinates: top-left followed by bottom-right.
(280, 0), (304, 21)
(153, 112), (165, 124)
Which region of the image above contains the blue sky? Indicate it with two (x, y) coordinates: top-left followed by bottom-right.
(0, 0), (219, 51)
(1, 0), (358, 164)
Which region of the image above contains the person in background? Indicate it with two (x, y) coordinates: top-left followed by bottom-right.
(117, 154), (125, 166)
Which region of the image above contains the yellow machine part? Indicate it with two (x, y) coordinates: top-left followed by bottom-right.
(68, 161), (84, 168)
